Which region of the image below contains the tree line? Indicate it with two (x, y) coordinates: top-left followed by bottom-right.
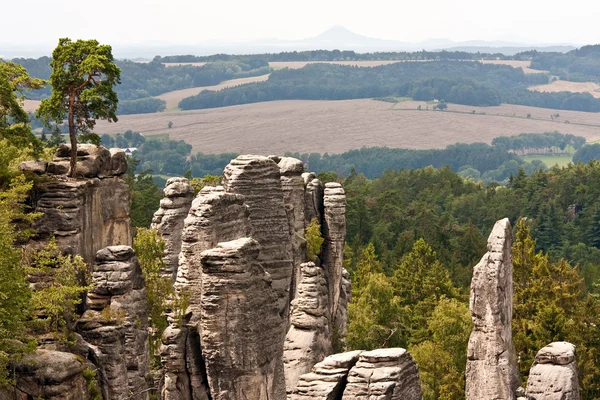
(178, 60), (600, 112)
(153, 49), (507, 63)
(528, 45), (600, 82)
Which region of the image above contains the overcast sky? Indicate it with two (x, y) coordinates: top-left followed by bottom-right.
(3, 0), (599, 46)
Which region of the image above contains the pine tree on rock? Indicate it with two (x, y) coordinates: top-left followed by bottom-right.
(37, 38), (120, 177)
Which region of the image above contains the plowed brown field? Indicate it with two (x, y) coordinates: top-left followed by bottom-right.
(93, 99), (600, 155)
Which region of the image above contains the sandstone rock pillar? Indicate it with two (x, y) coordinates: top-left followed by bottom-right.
(466, 218), (520, 400)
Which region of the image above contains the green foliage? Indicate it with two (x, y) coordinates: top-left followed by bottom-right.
(347, 271), (403, 350)
(133, 228), (175, 365)
(0, 175), (36, 385)
(25, 238), (90, 336)
(37, 38), (121, 176)
(392, 239), (460, 344)
(288, 140), (547, 183)
(305, 218), (324, 262)
(78, 133), (101, 145)
(0, 60), (45, 160)
(512, 219), (600, 397)
(410, 298), (470, 400)
(126, 159), (163, 228)
(117, 97), (166, 115)
(188, 174), (221, 195)
(82, 368), (102, 400)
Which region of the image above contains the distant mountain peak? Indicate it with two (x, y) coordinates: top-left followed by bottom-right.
(312, 26), (371, 42)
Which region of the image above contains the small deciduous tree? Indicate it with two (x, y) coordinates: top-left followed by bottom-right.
(305, 218), (324, 262)
(37, 38), (121, 177)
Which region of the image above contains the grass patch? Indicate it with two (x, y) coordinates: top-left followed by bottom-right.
(522, 154), (573, 167)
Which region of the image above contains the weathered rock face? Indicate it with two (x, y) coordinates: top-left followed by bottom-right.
(322, 182), (347, 329)
(2, 349), (94, 400)
(278, 157), (308, 311)
(334, 268), (352, 339)
(525, 342), (580, 400)
(26, 145), (131, 266)
(161, 186), (251, 400)
(222, 155), (294, 320)
(78, 246), (149, 400)
(302, 173), (324, 224)
(151, 177), (195, 280)
(466, 218), (520, 400)
(342, 348), (423, 400)
(291, 350), (363, 400)
(199, 238), (286, 400)
(284, 262), (332, 393)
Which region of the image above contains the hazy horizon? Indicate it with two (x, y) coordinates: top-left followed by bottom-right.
(3, 0), (599, 49)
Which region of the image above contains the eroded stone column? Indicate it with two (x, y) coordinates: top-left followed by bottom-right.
(322, 182), (346, 328)
(79, 246), (149, 400)
(466, 218), (520, 400)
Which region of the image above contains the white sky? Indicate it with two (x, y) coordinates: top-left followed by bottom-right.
(3, 0), (599, 46)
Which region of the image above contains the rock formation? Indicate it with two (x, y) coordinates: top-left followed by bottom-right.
(284, 262), (332, 392)
(278, 157), (308, 313)
(322, 182), (347, 332)
(292, 348), (422, 399)
(3, 349), (97, 400)
(78, 246), (150, 400)
(15, 151), (351, 400)
(302, 172), (324, 224)
(151, 177), (195, 280)
(199, 238), (286, 400)
(525, 342), (580, 400)
(342, 348), (423, 399)
(161, 186), (251, 400)
(23, 144), (131, 265)
(466, 218), (521, 400)
(291, 350), (363, 399)
(222, 155), (294, 320)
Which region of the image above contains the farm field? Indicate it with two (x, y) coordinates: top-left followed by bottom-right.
(155, 74), (271, 109)
(93, 99), (600, 155)
(479, 59), (546, 74)
(529, 80), (600, 98)
(522, 154), (574, 167)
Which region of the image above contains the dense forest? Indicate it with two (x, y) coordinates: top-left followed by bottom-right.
(179, 61), (600, 112)
(341, 162), (600, 399)
(529, 44), (600, 82)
